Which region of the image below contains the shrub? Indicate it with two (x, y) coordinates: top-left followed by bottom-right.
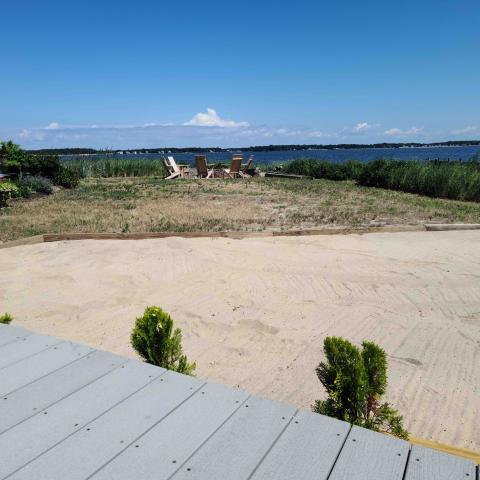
(0, 181), (20, 207)
(53, 165), (81, 188)
(0, 313), (13, 324)
(0, 141), (62, 181)
(25, 154), (62, 178)
(313, 336), (408, 439)
(131, 306), (196, 375)
(17, 176), (53, 195)
(0, 140), (29, 176)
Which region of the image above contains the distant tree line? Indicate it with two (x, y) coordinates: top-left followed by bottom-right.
(26, 140), (480, 156)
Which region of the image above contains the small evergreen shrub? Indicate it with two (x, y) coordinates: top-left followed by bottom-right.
(131, 306), (196, 375)
(0, 313), (13, 324)
(313, 336), (408, 439)
(0, 181), (20, 207)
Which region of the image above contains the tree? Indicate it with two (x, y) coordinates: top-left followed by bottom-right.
(313, 337), (408, 439)
(0, 141), (29, 176)
(131, 306), (196, 375)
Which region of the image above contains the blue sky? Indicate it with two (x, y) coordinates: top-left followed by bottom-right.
(1, 0), (479, 148)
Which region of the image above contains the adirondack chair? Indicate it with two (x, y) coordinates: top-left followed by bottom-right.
(163, 156), (189, 180)
(242, 155), (254, 175)
(195, 155), (213, 178)
(225, 155), (243, 178)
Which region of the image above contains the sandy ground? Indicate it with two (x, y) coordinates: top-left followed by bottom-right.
(1, 231), (479, 451)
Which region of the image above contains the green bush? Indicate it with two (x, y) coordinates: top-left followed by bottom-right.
(53, 165), (81, 188)
(0, 313), (13, 324)
(0, 181), (20, 207)
(25, 154), (62, 178)
(313, 336), (408, 439)
(131, 306), (196, 375)
(0, 141), (29, 176)
(16, 176), (53, 195)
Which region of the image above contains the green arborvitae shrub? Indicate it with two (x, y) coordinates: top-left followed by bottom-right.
(313, 336), (408, 439)
(0, 181), (20, 207)
(0, 313), (13, 324)
(131, 306), (196, 375)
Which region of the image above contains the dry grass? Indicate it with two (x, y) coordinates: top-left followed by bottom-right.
(2, 176), (480, 242)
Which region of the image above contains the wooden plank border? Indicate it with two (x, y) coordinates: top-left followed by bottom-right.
(0, 225), (426, 249)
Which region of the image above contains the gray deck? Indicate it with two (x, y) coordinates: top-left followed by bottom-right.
(0, 324), (477, 479)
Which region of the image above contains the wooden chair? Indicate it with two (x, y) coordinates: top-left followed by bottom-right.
(225, 156), (243, 178)
(242, 155), (254, 175)
(195, 155), (213, 178)
(163, 156), (189, 179)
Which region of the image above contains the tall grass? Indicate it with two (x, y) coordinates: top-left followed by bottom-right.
(285, 158), (480, 202)
(284, 159), (364, 180)
(358, 159), (480, 202)
(63, 157), (167, 178)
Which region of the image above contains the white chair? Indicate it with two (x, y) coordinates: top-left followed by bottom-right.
(163, 156), (189, 179)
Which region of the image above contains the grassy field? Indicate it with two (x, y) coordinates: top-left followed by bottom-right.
(2, 176), (480, 242)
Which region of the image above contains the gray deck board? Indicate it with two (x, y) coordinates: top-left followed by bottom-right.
(404, 445), (476, 479)
(0, 359), (163, 479)
(250, 409), (351, 480)
(0, 324), (31, 347)
(0, 332), (61, 369)
(0, 326), (477, 480)
(171, 394), (297, 480)
(91, 381), (249, 480)
(0, 341), (94, 396)
(328, 425), (410, 480)
(0, 350), (126, 435)
(10, 370), (205, 480)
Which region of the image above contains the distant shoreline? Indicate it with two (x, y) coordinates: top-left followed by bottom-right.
(27, 140), (480, 156)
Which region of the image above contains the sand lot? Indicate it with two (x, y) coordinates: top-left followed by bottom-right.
(1, 231), (479, 450)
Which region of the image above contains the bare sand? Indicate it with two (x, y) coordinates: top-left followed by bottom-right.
(1, 231), (479, 450)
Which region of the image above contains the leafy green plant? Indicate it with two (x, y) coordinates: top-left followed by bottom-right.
(53, 165), (81, 188)
(131, 306), (196, 375)
(0, 181), (20, 207)
(0, 313), (13, 324)
(313, 336), (408, 439)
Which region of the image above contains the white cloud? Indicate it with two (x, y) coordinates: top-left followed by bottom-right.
(352, 122), (380, 133)
(384, 126), (423, 137)
(451, 126), (478, 135)
(44, 122), (60, 130)
(353, 122), (370, 132)
(184, 108), (249, 128)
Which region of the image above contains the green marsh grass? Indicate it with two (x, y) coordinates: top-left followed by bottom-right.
(285, 158), (480, 202)
(63, 156), (168, 178)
